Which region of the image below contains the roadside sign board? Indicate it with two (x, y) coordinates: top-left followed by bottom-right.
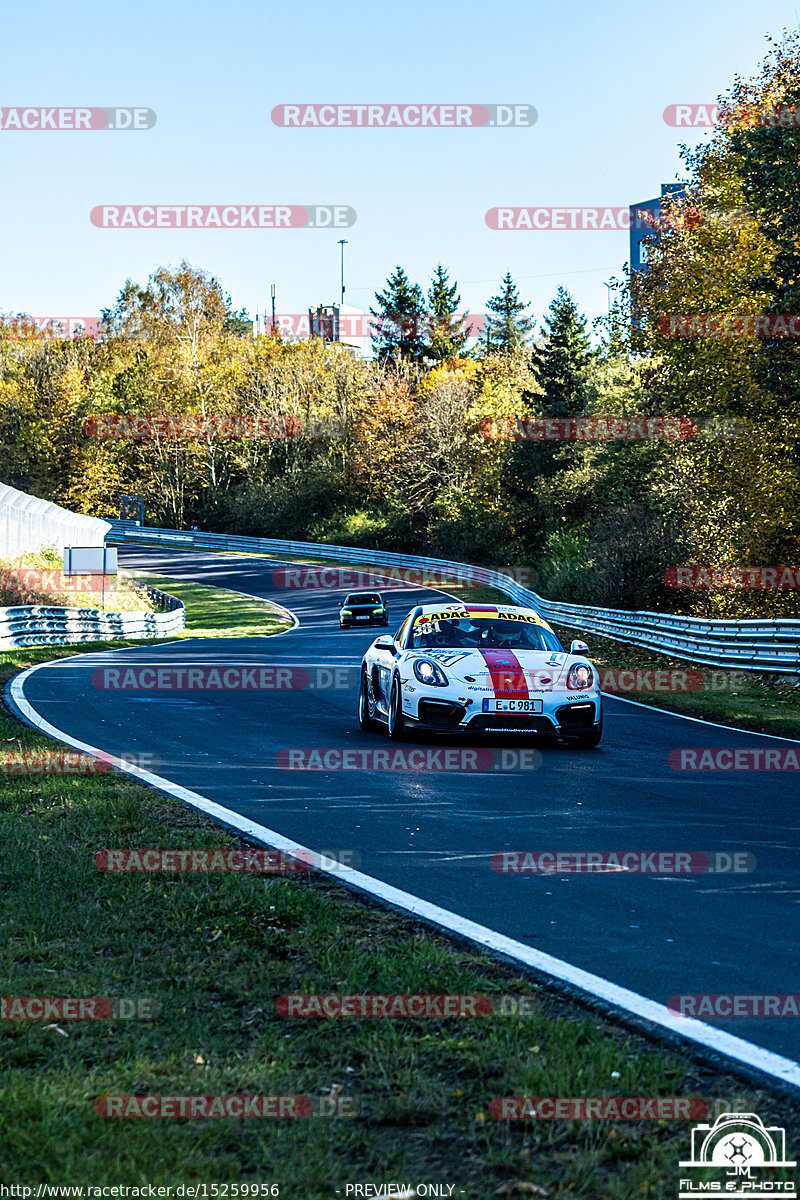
(63, 546), (118, 576)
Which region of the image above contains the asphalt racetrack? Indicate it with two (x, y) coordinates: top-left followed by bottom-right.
(12, 547), (800, 1070)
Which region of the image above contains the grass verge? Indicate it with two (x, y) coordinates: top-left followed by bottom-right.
(128, 572), (295, 640)
(0, 572), (294, 666)
(1, 682), (797, 1190)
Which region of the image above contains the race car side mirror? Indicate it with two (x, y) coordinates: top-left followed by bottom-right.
(374, 638), (397, 654)
(570, 640), (589, 654)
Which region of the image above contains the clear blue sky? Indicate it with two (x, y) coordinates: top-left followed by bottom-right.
(2, 0), (799, 336)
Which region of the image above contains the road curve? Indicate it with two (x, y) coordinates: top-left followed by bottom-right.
(9, 546), (800, 1078)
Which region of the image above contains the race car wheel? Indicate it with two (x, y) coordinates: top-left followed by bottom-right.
(387, 677), (407, 741)
(358, 670), (378, 731)
(574, 712), (603, 749)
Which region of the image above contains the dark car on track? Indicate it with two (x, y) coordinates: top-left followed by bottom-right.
(338, 592), (389, 629)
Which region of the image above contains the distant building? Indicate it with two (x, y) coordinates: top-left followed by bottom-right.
(309, 303), (367, 355)
(629, 183), (687, 271)
(309, 304), (339, 341)
(251, 311), (274, 337)
(251, 304), (367, 355)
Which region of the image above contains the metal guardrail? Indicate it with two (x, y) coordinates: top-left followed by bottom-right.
(0, 584), (185, 650)
(104, 520), (800, 674)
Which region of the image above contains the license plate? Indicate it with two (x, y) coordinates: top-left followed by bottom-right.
(482, 698), (543, 713)
(355, 615), (369, 621)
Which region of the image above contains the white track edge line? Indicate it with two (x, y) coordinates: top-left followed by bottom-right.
(605, 692), (800, 744)
(7, 660), (800, 1093)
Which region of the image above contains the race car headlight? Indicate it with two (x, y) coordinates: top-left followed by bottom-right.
(413, 658), (449, 687)
(566, 663), (593, 690)
(372, 607), (384, 614)
(340, 608), (352, 615)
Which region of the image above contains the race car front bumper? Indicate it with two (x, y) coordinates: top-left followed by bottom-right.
(405, 697), (599, 737)
(340, 615), (388, 628)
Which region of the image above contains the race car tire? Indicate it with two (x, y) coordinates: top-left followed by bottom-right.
(574, 712), (603, 749)
(387, 677), (407, 741)
(358, 670), (378, 731)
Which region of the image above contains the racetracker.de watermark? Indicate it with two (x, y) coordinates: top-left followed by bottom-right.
(91, 665), (359, 691)
(277, 993), (495, 1017)
(668, 994), (800, 1018)
(266, 311), (489, 338)
(490, 851), (755, 874)
(1, 997), (158, 1020)
(487, 668), (749, 693)
(479, 416), (696, 440)
(90, 205), (355, 228)
(665, 565), (800, 589)
(269, 564), (536, 589)
(658, 314), (800, 337)
(83, 414), (312, 439)
(486, 206), (700, 231)
(94, 1095), (348, 1118)
(271, 103), (536, 127)
(276, 993), (538, 1017)
(663, 104), (724, 126)
(669, 748), (800, 771)
(0, 107), (156, 130)
(663, 102), (800, 127)
(598, 669), (701, 693)
(1, 316), (100, 339)
(1, 567), (106, 594)
(0, 751), (159, 774)
(276, 748), (542, 772)
(491, 1097), (707, 1120)
(93, 847), (360, 872)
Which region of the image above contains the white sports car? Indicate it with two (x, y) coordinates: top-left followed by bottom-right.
(358, 601), (602, 748)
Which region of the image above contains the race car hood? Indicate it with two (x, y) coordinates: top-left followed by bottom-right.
(418, 647), (572, 693)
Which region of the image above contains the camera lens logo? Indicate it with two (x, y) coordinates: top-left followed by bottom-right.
(679, 1112), (796, 1197)
(724, 1137), (752, 1167)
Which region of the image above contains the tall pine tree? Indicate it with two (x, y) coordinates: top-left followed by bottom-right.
(370, 267), (427, 365)
(483, 272), (534, 352)
(426, 264), (470, 364)
(533, 286), (593, 413)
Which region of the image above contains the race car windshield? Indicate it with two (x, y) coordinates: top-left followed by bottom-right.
(346, 594), (381, 605)
(411, 616), (563, 652)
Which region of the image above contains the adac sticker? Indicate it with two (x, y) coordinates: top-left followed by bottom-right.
(493, 607), (551, 629)
(414, 609), (471, 626)
(493, 611), (546, 626)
